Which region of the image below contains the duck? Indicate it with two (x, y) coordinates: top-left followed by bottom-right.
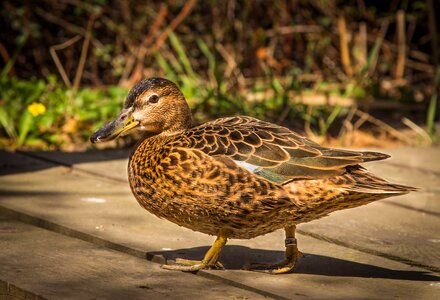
(90, 77), (416, 274)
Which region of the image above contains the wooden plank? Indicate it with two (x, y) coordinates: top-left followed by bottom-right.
(0, 280), (44, 300)
(365, 147), (440, 215)
(207, 232), (440, 300)
(0, 214), (265, 300)
(2, 212), (438, 300)
(299, 199), (440, 271)
(381, 147), (440, 173)
(368, 163), (440, 215)
(22, 149), (130, 182)
(0, 150), (53, 176)
(0, 166), (215, 253)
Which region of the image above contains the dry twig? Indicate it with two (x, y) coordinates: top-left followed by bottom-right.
(304, 105), (315, 139)
(337, 15), (353, 77)
(338, 106), (358, 145)
(406, 59), (434, 74)
(395, 10), (406, 80)
(355, 110), (413, 144)
(148, 0), (197, 53)
(266, 25), (322, 36)
(72, 14), (96, 95)
(401, 117), (431, 143)
(125, 5), (168, 85)
(35, 7), (85, 35)
(49, 35), (82, 87)
(216, 43), (246, 88)
(357, 22), (367, 70)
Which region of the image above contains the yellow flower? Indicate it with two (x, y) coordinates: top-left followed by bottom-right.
(28, 102), (46, 117)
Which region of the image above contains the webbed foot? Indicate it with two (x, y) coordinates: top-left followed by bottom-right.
(162, 258), (224, 272)
(161, 230), (227, 272)
(246, 226), (302, 275)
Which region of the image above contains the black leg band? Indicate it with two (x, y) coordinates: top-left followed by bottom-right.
(285, 237), (297, 247)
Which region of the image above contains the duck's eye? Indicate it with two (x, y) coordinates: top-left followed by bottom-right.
(148, 94), (159, 104)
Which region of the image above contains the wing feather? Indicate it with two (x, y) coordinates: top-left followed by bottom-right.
(179, 116), (389, 183)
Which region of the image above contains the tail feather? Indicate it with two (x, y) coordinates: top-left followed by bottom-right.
(343, 165), (418, 194)
(359, 151), (391, 162)
(287, 162), (417, 223)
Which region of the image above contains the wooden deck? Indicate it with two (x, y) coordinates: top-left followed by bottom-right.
(0, 147), (439, 299)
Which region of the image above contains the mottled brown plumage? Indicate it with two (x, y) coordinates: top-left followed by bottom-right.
(91, 77), (416, 274)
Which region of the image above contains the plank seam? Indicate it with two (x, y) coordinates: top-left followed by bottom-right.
(296, 229), (440, 273)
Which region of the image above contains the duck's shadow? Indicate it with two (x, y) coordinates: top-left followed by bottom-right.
(149, 245), (439, 281)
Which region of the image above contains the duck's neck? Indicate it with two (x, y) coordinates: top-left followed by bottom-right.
(161, 99), (194, 135)
(164, 114), (193, 134)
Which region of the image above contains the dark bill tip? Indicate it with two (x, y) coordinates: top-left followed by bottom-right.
(90, 119), (118, 144)
(90, 131), (100, 144)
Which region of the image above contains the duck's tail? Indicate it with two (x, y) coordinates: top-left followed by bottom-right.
(287, 165), (417, 223)
(339, 165), (418, 195)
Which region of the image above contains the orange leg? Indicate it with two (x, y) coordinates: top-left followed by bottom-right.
(162, 229), (227, 272)
(247, 225), (302, 274)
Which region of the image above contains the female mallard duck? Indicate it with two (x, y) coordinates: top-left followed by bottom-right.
(91, 78), (416, 274)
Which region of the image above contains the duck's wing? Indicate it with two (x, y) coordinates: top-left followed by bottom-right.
(180, 116), (389, 184)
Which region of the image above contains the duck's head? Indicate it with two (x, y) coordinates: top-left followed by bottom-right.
(90, 78), (192, 143)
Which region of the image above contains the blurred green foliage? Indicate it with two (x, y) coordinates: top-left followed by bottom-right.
(0, 75), (128, 149)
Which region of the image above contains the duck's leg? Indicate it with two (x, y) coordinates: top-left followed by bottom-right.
(271, 225), (303, 274)
(247, 225), (302, 274)
(161, 229), (227, 272)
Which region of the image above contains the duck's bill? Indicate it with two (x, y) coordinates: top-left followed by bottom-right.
(90, 110), (139, 143)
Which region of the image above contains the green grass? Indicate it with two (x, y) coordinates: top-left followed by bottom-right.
(426, 67), (440, 140)
(0, 75), (128, 149)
